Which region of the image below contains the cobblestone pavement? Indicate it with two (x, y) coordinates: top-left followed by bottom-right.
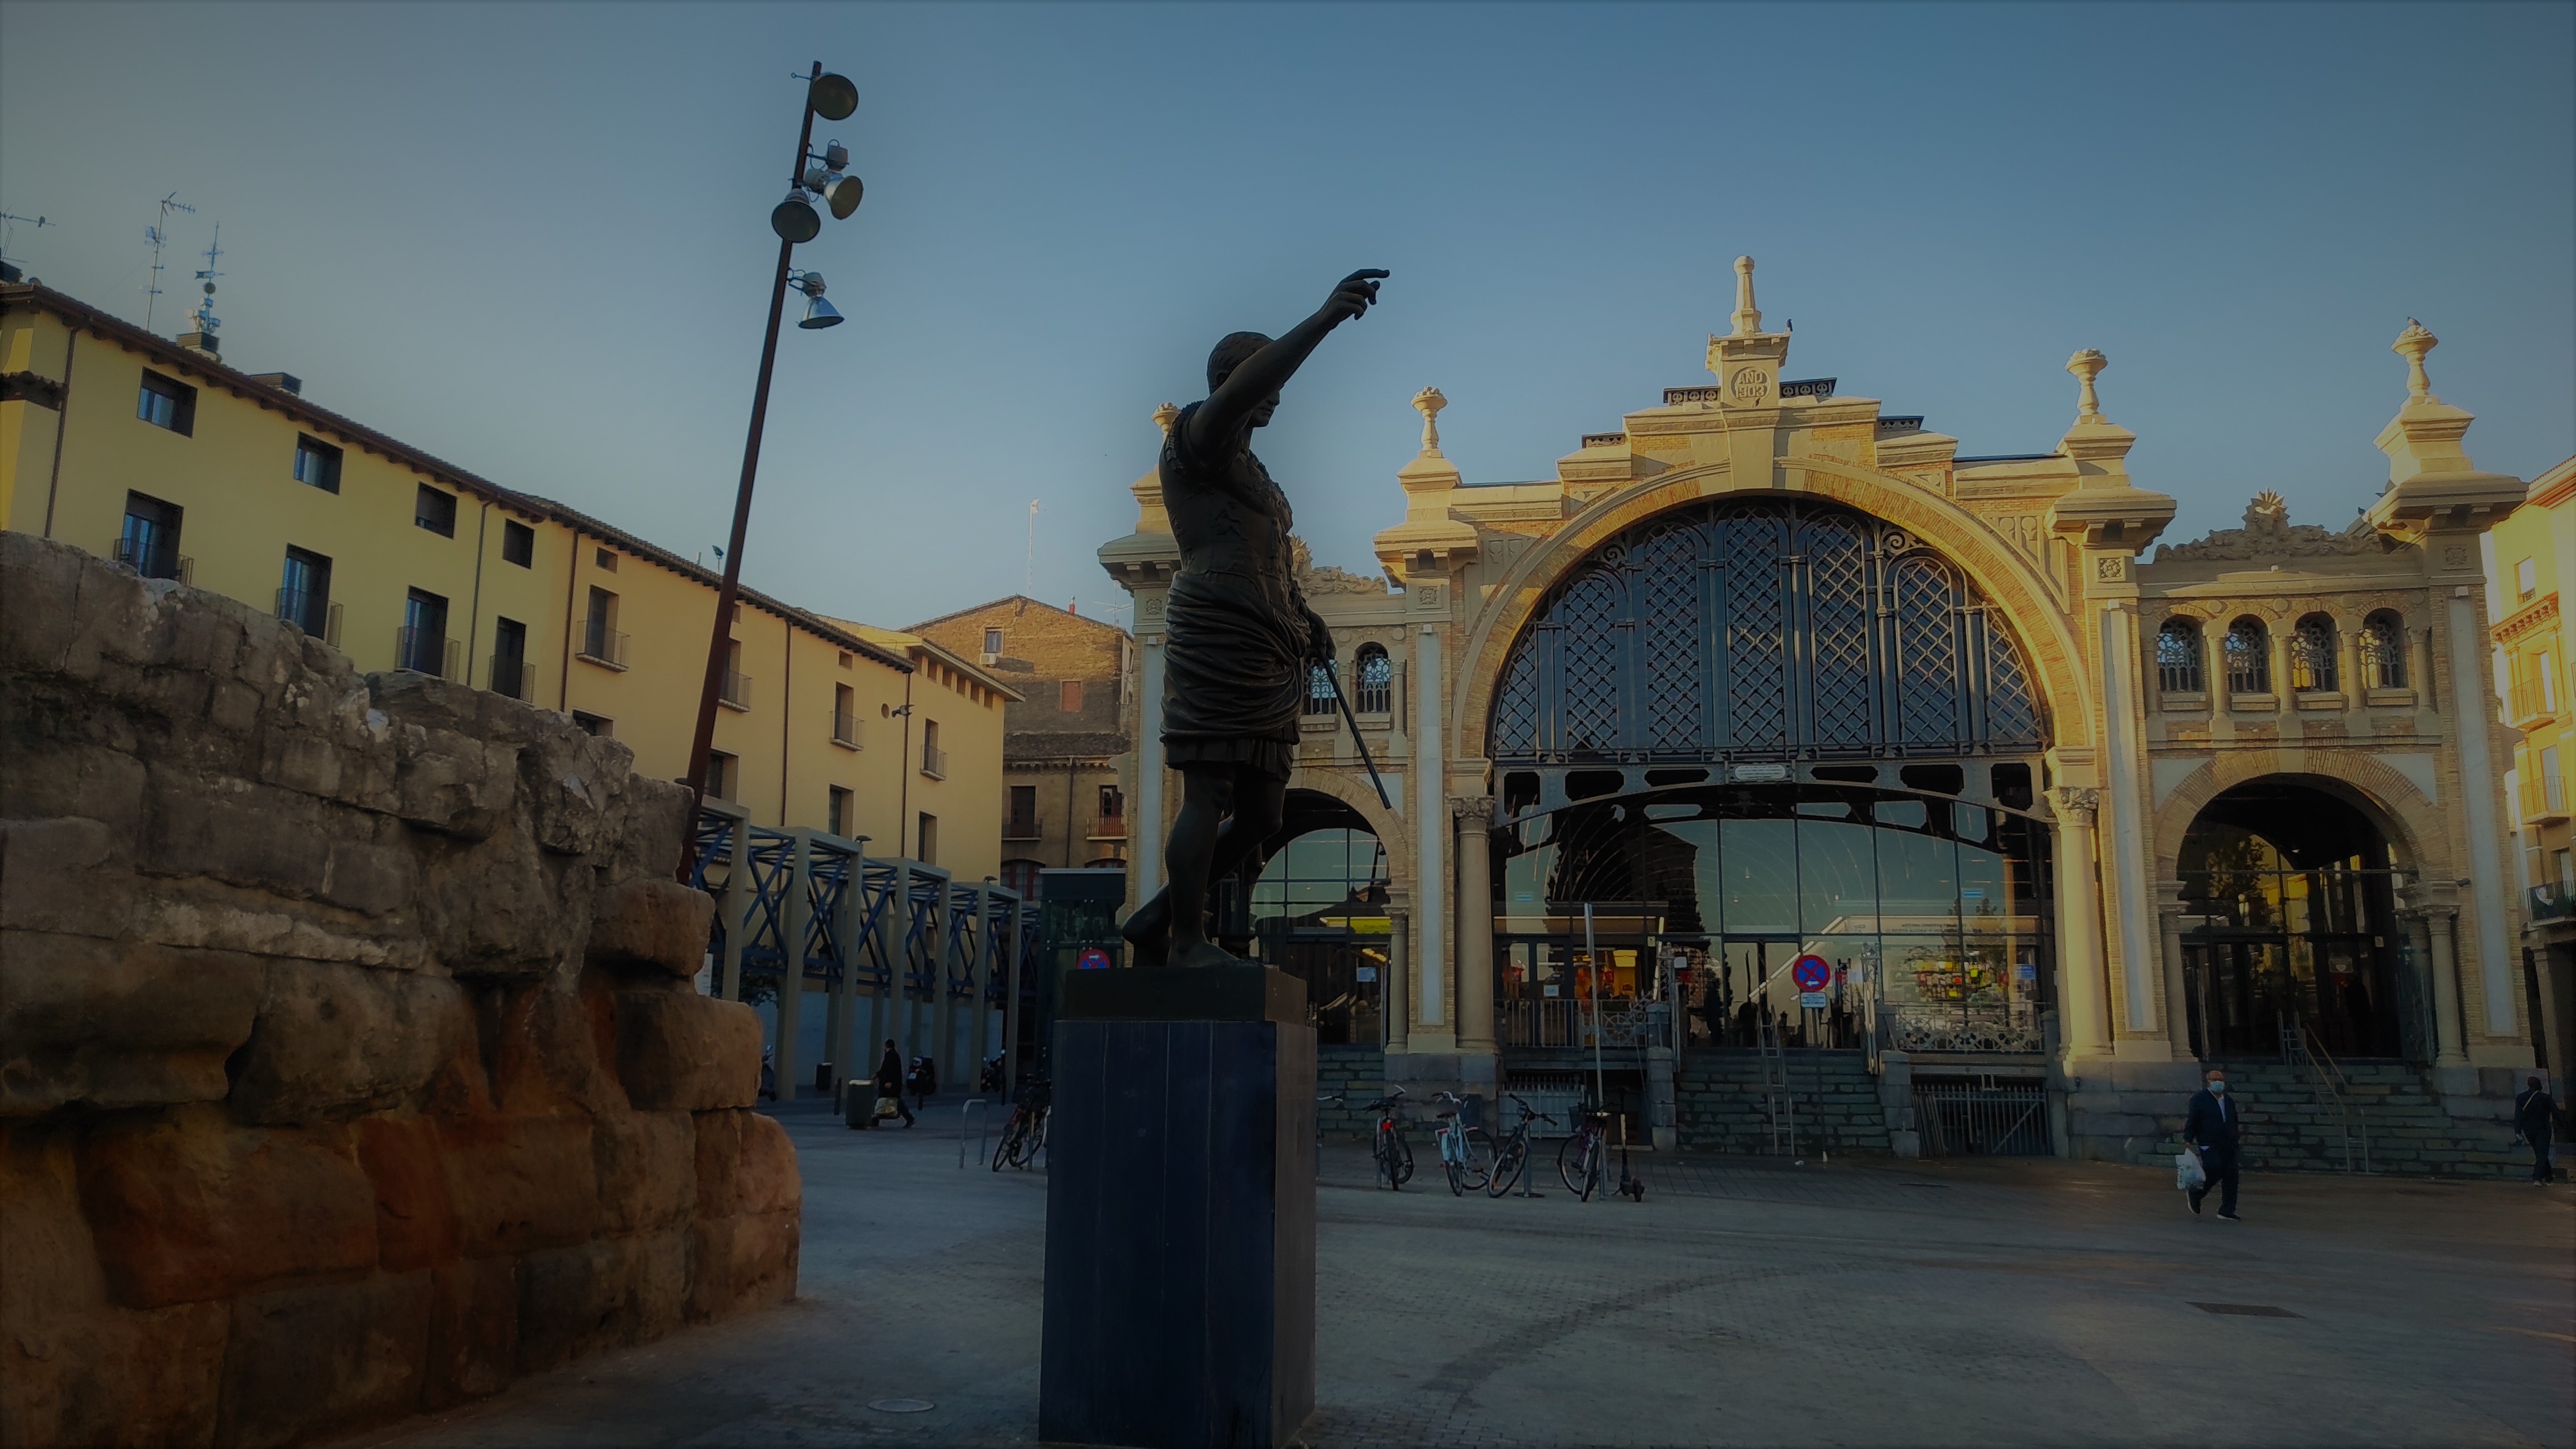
(365, 1101), (2575, 1448)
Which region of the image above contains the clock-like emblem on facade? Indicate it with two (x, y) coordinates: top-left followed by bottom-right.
(2096, 556), (2127, 581)
(1729, 366), (1771, 405)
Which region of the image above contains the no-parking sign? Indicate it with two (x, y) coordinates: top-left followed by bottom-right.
(1790, 954), (1832, 993)
(1075, 946), (1112, 972)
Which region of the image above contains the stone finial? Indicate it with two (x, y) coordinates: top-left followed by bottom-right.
(1411, 386), (1448, 455)
(2066, 349), (2109, 422)
(1152, 401), (1180, 436)
(2393, 319), (2438, 402)
(1730, 255), (1763, 337)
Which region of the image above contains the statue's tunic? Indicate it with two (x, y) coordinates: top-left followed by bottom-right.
(1158, 402), (1312, 781)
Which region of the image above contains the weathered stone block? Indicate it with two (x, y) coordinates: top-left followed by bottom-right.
(516, 1230), (687, 1373)
(693, 1108), (802, 1220)
(0, 816), (134, 939)
(415, 827), (586, 979)
(617, 992), (761, 1112)
(78, 1106), (378, 1309)
(687, 1209), (799, 1322)
(385, 722), (519, 840)
(218, 1270), (432, 1448)
(587, 878), (714, 978)
(426, 1256), (518, 1408)
(230, 964), (474, 1125)
(484, 983), (626, 1115)
(516, 726), (637, 858)
(0, 735), (148, 841)
(139, 767), (338, 898)
(356, 1114), (462, 1272)
(0, 1296), (228, 1449)
(0, 932), (264, 1116)
(439, 1113), (600, 1258)
(594, 1110), (696, 1236)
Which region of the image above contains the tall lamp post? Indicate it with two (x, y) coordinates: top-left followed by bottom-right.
(682, 62), (866, 871)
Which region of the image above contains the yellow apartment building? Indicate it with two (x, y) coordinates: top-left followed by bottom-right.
(2489, 453), (2576, 1089)
(0, 279), (1010, 886)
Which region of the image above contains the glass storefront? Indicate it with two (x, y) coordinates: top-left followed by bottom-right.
(1248, 827), (1390, 1046)
(1495, 783), (2054, 1057)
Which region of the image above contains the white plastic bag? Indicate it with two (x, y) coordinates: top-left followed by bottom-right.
(2176, 1148), (2207, 1191)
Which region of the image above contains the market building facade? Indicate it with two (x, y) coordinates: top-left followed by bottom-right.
(1103, 259), (2553, 1169)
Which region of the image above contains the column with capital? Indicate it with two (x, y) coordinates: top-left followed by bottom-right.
(2048, 787), (2111, 1059)
(1452, 794), (1497, 1056)
(2404, 891), (2472, 1069)
(2156, 879), (2195, 1059)
(1383, 889), (1410, 1053)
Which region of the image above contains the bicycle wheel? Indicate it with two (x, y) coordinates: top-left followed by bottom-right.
(1390, 1127), (1415, 1188)
(1580, 1145), (1603, 1201)
(1374, 1127), (1400, 1189)
(991, 1115), (1024, 1172)
(1486, 1135), (1527, 1198)
(1458, 1128), (1496, 1191)
(1446, 1151), (1464, 1196)
(1558, 1133), (1596, 1195)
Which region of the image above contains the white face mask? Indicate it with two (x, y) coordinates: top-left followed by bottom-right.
(2207, 1080), (2227, 1095)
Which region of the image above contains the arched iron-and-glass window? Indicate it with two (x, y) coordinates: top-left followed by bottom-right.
(1353, 644), (1393, 715)
(2223, 618), (2271, 694)
(2157, 618), (2206, 694)
(2360, 611), (2407, 690)
(2291, 613), (2339, 693)
(1488, 499), (2045, 762)
(1304, 663), (1338, 717)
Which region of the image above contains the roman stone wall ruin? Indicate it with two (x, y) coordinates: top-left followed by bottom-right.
(0, 532), (797, 1447)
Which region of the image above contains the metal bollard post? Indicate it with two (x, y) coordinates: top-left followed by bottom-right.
(958, 1098), (990, 1168)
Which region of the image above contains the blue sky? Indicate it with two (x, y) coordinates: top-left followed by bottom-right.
(4, 2), (2569, 630)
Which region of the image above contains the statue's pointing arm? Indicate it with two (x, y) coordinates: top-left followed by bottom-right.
(1184, 270), (1388, 458)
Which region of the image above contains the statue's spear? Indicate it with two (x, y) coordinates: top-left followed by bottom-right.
(1325, 665), (1393, 809)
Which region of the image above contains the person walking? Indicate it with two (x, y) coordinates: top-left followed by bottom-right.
(2513, 1074), (2559, 1186)
(874, 1039), (914, 1129)
(2182, 1065), (2242, 1221)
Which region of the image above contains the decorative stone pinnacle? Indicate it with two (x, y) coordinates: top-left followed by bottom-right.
(1152, 401), (1180, 436)
(1412, 386), (1448, 455)
(2393, 319), (2438, 402)
(2066, 349), (2108, 422)
(1730, 255), (1763, 337)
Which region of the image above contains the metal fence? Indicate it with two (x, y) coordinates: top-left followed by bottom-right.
(1910, 1075), (2051, 1156)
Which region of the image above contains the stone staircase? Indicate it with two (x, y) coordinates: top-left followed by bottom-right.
(1677, 1049), (1891, 1156)
(2220, 1062), (2528, 1179)
(1316, 1044), (1387, 1139)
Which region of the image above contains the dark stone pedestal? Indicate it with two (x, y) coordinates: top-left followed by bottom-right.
(1040, 967), (1315, 1449)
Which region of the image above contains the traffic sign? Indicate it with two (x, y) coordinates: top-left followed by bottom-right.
(1075, 946), (1111, 972)
(1790, 954), (1831, 993)
(1799, 991), (1830, 1010)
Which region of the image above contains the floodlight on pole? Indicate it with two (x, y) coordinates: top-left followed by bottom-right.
(680, 60), (871, 878)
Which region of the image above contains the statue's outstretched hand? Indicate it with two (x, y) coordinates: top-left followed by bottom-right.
(1322, 269), (1389, 326)
(1304, 607), (1336, 665)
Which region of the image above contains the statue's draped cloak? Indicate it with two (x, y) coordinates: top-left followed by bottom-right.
(1158, 402), (1311, 780)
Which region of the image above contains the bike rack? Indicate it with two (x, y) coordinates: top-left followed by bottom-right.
(958, 1098), (991, 1169)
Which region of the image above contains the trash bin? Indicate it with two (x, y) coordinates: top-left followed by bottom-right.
(842, 1078), (873, 1130)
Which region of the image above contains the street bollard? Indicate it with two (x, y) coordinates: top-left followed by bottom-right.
(958, 1098), (990, 1168)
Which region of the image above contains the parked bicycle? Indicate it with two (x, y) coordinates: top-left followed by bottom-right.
(1486, 1092), (1556, 1198)
(1559, 1103), (1611, 1201)
(1360, 1088), (1415, 1190)
(1430, 1091), (1495, 1196)
(992, 1076), (1049, 1171)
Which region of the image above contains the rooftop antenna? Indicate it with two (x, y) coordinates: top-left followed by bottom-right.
(143, 192), (194, 334)
(1024, 499), (1040, 598)
(187, 225), (224, 341)
(0, 210), (52, 276)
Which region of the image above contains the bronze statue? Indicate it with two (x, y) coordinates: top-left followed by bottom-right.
(1122, 269), (1389, 969)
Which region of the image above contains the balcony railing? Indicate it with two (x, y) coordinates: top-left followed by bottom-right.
(489, 656), (534, 701)
(2509, 678), (2559, 728)
(2530, 884), (2576, 924)
(577, 620), (628, 670)
(920, 744), (947, 779)
(113, 536), (190, 584)
(719, 671), (752, 708)
(274, 589), (343, 646)
(2520, 768), (2569, 823)
(1003, 814), (1042, 841)
(831, 708), (862, 748)
(1091, 813), (1127, 840)
(395, 627), (460, 681)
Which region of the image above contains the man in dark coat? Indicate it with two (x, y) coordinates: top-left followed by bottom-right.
(2514, 1074), (2559, 1186)
(874, 1039), (914, 1129)
(2181, 1065), (2242, 1220)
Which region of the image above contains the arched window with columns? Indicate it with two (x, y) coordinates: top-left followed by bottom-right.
(2361, 610), (2408, 690)
(2224, 617), (2271, 694)
(2291, 613), (2339, 692)
(2157, 618), (2206, 694)
(1352, 643), (1393, 715)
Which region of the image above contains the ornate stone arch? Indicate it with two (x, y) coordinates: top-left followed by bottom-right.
(1453, 460), (2094, 763)
(2149, 749), (2451, 882)
(1285, 762), (1413, 889)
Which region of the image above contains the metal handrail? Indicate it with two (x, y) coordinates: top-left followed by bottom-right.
(2280, 1013), (2371, 1173)
(958, 1098), (992, 1169)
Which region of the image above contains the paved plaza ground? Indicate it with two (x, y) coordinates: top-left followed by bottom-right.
(363, 1097), (2576, 1449)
